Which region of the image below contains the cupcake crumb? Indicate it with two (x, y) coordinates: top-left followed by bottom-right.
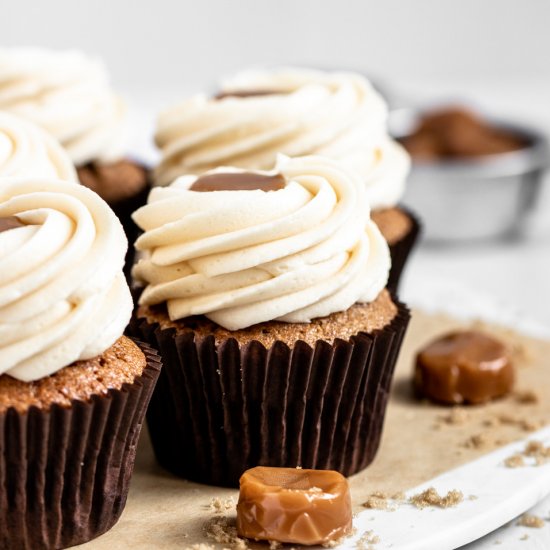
(362, 491), (405, 511)
(504, 454), (525, 468)
(355, 530), (380, 549)
(505, 440), (550, 467)
(464, 433), (493, 450)
(520, 534), (529, 541)
(204, 516), (249, 549)
(514, 390), (539, 404)
(408, 487), (463, 509)
(445, 408), (471, 425)
(517, 514), (545, 528)
(208, 496), (236, 515)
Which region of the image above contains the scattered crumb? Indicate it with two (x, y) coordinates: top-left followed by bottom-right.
(483, 417), (499, 428)
(356, 530), (380, 549)
(468, 495), (478, 501)
(515, 390), (539, 404)
(447, 408), (471, 425)
(362, 491), (406, 511)
(408, 487), (463, 509)
(517, 514), (545, 528)
(362, 495), (390, 510)
(493, 541), (501, 545)
(504, 454), (525, 468)
(505, 440), (550, 467)
(464, 433), (493, 450)
(269, 541), (282, 550)
(204, 516), (248, 549)
(208, 496), (236, 515)
(497, 414), (516, 426)
(495, 414), (545, 433)
(520, 534), (529, 541)
(524, 440), (550, 459)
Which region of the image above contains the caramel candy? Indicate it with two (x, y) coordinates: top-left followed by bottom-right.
(415, 331), (514, 405)
(400, 106), (527, 160)
(190, 172), (286, 192)
(0, 216), (25, 233)
(237, 466), (352, 546)
(215, 89), (284, 100)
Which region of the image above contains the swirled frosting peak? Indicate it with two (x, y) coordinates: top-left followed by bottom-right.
(154, 67), (410, 209)
(0, 111), (77, 180)
(0, 178), (132, 381)
(0, 48), (126, 165)
(133, 155), (391, 330)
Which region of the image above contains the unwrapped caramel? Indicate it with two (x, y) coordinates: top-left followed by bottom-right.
(236, 466), (352, 545)
(400, 107), (527, 160)
(0, 216), (25, 233)
(190, 172), (286, 192)
(415, 331), (514, 405)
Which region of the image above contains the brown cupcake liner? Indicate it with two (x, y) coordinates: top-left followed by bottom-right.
(387, 206), (421, 294)
(130, 299), (410, 488)
(0, 340), (161, 550)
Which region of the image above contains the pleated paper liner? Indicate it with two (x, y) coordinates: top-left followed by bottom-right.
(0, 340), (161, 550)
(387, 207), (421, 294)
(131, 299), (410, 488)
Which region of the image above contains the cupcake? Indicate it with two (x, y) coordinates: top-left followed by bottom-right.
(153, 68), (420, 291)
(0, 178), (161, 549)
(131, 155), (410, 487)
(0, 48), (150, 273)
(0, 111), (76, 179)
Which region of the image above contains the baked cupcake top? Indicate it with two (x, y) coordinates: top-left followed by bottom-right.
(133, 155), (390, 330)
(154, 67), (410, 209)
(0, 178), (132, 381)
(0, 111), (76, 180)
(0, 48), (126, 166)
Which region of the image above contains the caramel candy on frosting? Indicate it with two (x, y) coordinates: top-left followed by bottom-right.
(190, 171), (286, 192)
(0, 216), (25, 233)
(215, 89), (284, 100)
(415, 331), (514, 405)
(236, 466), (352, 546)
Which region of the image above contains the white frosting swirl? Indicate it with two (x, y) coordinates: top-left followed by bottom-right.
(0, 48), (126, 166)
(154, 68), (410, 209)
(0, 112), (77, 180)
(134, 155), (390, 330)
(0, 178), (132, 381)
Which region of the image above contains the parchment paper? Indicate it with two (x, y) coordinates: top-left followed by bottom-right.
(79, 310), (550, 549)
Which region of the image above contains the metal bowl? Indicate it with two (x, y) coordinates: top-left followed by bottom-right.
(390, 108), (549, 242)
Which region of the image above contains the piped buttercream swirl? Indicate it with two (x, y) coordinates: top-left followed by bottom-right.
(0, 111), (76, 180)
(154, 68), (409, 209)
(0, 178), (132, 381)
(0, 48), (126, 165)
(134, 155), (390, 330)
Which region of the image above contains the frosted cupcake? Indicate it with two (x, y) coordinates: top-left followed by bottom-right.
(0, 111), (76, 179)
(0, 48), (150, 272)
(131, 155), (409, 486)
(0, 178), (160, 549)
(154, 68), (419, 291)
